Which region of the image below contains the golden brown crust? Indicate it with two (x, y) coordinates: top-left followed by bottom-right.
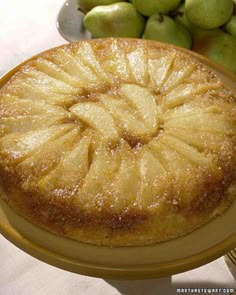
(0, 38), (235, 246)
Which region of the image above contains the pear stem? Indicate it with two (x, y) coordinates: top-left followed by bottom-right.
(157, 14), (164, 23)
(170, 10), (184, 18)
(77, 7), (86, 14)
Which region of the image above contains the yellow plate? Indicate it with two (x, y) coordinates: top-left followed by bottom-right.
(0, 41), (236, 280)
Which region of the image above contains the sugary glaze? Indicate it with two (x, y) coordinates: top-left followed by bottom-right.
(0, 39), (235, 246)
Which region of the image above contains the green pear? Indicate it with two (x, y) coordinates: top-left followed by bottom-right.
(143, 14), (192, 49)
(185, 0), (233, 29)
(132, 0), (181, 16)
(192, 29), (236, 73)
(224, 15), (236, 39)
(83, 3), (145, 38)
(173, 3), (195, 33)
(78, 0), (126, 13)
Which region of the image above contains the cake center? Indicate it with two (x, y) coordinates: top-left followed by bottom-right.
(69, 83), (161, 147)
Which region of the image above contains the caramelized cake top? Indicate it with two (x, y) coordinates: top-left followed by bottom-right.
(0, 39), (235, 246)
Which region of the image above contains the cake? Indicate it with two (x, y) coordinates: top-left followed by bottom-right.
(0, 38), (235, 246)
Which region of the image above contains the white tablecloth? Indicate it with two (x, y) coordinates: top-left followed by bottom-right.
(0, 1), (235, 294)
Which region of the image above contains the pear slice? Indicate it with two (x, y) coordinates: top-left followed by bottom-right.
(166, 129), (230, 153)
(126, 45), (149, 85)
(34, 58), (82, 88)
(21, 67), (79, 95)
(164, 112), (235, 135)
(6, 72), (77, 107)
(98, 39), (130, 81)
(161, 134), (210, 166)
(163, 104), (203, 121)
(70, 102), (119, 142)
(162, 82), (221, 109)
(110, 145), (140, 210)
(145, 140), (198, 206)
(148, 51), (175, 90)
(137, 148), (166, 207)
(161, 62), (196, 93)
(38, 133), (92, 196)
(16, 128), (80, 187)
(120, 83), (158, 132)
(99, 94), (149, 138)
(163, 99), (235, 120)
(149, 139), (192, 171)
(0, 113), (68, 134)
(116, 152), (140, 198)
(0, 95), (66, 118)
(183, 64), (218, 84)
(18, 82), (76, 107)
(74, 42), (110, 84)
(140, 147), (166, 175)
(0, 124), (74, 165)
(75, 143), (120, 207)
(44, 47), (100, 87)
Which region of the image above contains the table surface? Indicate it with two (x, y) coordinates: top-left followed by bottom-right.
(0, 1), (235, 294)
